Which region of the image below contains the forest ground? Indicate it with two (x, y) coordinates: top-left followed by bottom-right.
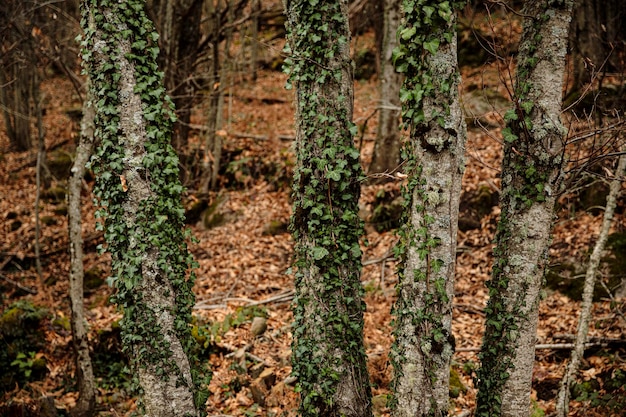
(1, 18), (626, 417)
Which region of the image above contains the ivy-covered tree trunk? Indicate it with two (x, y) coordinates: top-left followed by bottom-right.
(80, 1), (208, 416)
(475, 1), (574, 416)
(390, 2), (465, 416)
(368, 0), (402, 180)
(284, 0), (372, 416)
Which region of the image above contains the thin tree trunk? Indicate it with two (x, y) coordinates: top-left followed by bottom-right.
(475, 1), (574, 416)
(554, 151), (626, 417)
(390, 3), (466, 416)
(68, 85), (96, 417)
(368, 0), (402, 180)
(81, 2), (204, 415)
(284, 0), (373, 415)
(34, 74), (45, 291)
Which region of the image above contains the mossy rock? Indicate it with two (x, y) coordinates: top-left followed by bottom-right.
(41, 216), (57, 226)
(0, 301), (49, 392)
(42, 186), (67, 201)
(52, 203), (68, 216)
(368, 189), (404, 233)
(353, 48), (377, 81)
(84, 267), (105, 291)
(92, 320), (131, 390)
(262, 219), (289, 236)
(449, 367), (467, 398)
(46, 149), (74, 179)
(202, 195), (239, 229)
(184, 197), (209, 225)
(458, 184), (499, 231)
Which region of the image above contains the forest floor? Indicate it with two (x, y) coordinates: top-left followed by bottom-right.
(1, 21), (626, 417)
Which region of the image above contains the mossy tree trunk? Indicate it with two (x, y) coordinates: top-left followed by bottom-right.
(389, 1), (466, 416)
(368, 0), (402, 180)
(68, 84), (96, 417)
(80, 1), (208, 416)
(475, 1), (574, 416)
(284, 0), (372, 416)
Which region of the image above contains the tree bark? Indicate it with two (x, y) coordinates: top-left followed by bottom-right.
(284, 0), (372, 415)
(148, 0), (204, 150)
(390, 4), (466, 416)
(475, 1), (574, 416)
(68, 84), (96, 417)
(554, 150), (626, 417)
(368, 0), (402, 180)
(81, 1), (204, 416)
(568, 0), (626, 89)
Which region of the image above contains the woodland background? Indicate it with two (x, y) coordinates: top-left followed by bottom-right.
(1, 0), (625, 416)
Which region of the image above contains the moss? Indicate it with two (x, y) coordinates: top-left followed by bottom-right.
(41, 186), (67, 201)
(53, 203), (68, 216)
(369, 189), (404, 232)
(0, 301), (49, 392)
(449, 367), (467, 398)
(262, 219), (289, 236)
(46, 149), (74, 179)
(41, 216), (57, 226)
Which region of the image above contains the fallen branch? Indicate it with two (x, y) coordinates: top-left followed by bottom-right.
(455, 341), (625, 353)
(0, 273), (38, 294)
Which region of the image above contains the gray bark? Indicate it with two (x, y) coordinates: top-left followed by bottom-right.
(554, 151), (626, 417)
(68, 85), (96, 417)
(391, 12), (466, 417)
(475, 1), (574, 416)
(83, 2), (201, 415)
(368, 0), (402, 180)
(115, 25), (197, 417)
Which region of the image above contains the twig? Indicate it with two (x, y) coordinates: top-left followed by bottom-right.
(455, 341), (625, 353)
(0, 273), (38, 294)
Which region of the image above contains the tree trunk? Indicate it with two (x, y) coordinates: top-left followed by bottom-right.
(368, 0), (402, 180)
(390, 2), (466, 416)
(148, 0), (204, 150)
(80, 2), (205, 416)
(568, 0), (626, 89)
(554, 150), (626, 417)
(68, 85), (96, 417)
(284, 0), (372, 416)
(0, 0), (44, 152)
(475, 1), (574, 416)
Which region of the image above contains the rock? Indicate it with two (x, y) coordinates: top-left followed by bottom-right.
(250, 316), (267, 337)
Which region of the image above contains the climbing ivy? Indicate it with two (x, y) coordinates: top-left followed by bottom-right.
(475, 3), (569, 416)
(284, 1), (371, 415)
(79, 0), (209, 413)
(389, 0), (464, 414)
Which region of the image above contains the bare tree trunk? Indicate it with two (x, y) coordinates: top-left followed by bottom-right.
(568, 0), (626, 89)
(284, 0), (373, 415)
(368, 0), (402, 180)
(475, 1), (574, 416)
(390, 3), (466, 416)
(81, 2), (204, 415)
(0, 0), (37, 151)
(68, 85), (96, 417)
(554, 150), (626, 417)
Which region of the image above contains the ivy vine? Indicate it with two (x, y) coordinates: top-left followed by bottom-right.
(80, 0), (209, 413)
(284, 0), (371, 415)
(475, 3), (569, 415)
(389, 0), (464, 414)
